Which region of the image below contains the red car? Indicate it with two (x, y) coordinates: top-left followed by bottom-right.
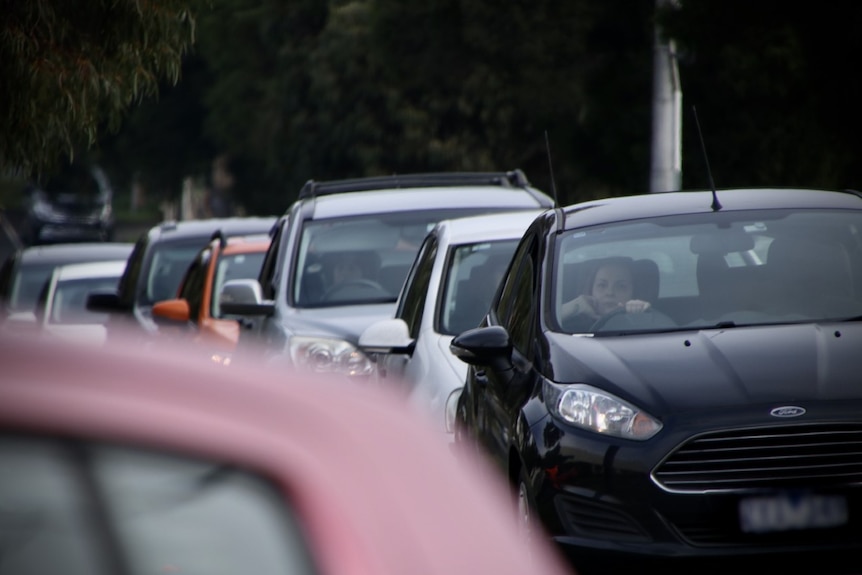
(0, 331), (573, 575)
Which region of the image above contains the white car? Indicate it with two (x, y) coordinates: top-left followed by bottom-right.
(359, 209), (545, 444)
(34, 259), (128, 346)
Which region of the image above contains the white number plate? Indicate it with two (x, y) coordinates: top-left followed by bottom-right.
(739, 493), (848, 533)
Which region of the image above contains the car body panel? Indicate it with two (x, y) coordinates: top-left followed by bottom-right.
(0, 331), (571, 575)
(0, 241), (133, 321)
(361, 209), (545, 440)
(453, 187), (862, 574)
(97, 217), (276, 338)
(233, 173), (553, 380)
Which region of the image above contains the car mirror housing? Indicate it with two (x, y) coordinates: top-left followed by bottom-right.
(152, 298), (191, 323)
(219, 279), (274, 317)
(86, 290), (122, 313)
(449, 325), (512, 366)
(359, 318), (414, 355)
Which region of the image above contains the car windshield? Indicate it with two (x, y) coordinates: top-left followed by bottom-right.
(552, 208), (862, 335)
(292, 209), (499, 308)
(10, 263), (56, 312)
(438, 239), (519, 335)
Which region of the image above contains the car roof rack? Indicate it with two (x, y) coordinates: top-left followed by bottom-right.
(298, 170), (533, 200)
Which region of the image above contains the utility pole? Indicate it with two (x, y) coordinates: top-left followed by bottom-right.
(650, 0), (682, 193)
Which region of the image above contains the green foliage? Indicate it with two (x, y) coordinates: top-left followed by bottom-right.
(0, 0), (198, 176)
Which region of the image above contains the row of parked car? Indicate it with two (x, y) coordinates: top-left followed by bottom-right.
(4, 170), (862, 574)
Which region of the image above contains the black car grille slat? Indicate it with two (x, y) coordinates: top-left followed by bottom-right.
(653, 423), (862, 492)
(555, 495), (650, 541)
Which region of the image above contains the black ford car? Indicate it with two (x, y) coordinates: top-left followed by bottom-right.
(451, 188), (862, 575)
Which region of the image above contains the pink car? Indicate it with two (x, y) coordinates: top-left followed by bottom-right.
(0, 330), (573, 575)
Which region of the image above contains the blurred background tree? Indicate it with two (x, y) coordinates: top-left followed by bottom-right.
(0, 0), (197, 177)
(4, 0), (862, 217)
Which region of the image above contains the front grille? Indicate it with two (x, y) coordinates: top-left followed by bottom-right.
(653, 423), (862, 493)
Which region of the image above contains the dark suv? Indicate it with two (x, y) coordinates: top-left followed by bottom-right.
(21, 163), (115, 245)
(220, 170), (554, 380)
(88, 216), (275, 338)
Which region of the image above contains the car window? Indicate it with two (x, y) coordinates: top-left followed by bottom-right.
(497, 235), (537, 354)
(553, 209), (862, 333)
(8, 262), (55, 313)
(142, 240), (211, 306)
(178, 246), (212, 323)
(0, 435), (318, 575)
(396, 234), (438, 339)
(439, 239), (519, 336)
(258, 216), (288, 300)
(50, 276), (121, 325)
(212, 251), (266, 318)
(117, 236), (149, 307)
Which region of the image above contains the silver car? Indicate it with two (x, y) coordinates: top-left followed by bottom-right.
(359, 209), (545, 443)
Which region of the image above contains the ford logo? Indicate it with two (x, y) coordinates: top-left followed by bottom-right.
(770, 406), (806, 418)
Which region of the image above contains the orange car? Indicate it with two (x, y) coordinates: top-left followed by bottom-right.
(152, 231), (271, 357)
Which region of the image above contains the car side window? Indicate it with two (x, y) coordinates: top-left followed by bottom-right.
(396, 234), (438, 339)
(116, 236), (148, 307)
(178, 246), (212, 323)
(0, 435), (318, 575)
(495, 235), (537, 355)
(258, 216), (287, 300)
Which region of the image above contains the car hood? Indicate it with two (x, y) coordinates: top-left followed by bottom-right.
(546, 322), (862, 415)
(286, 303), (397, 343)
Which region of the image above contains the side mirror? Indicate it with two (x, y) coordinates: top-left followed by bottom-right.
(86, 290), (122, 313)
(152, 298), (191, 323)
(359, 318), (415, 355)
(449, 325), (512, 367)
(219, 279), (275, 317)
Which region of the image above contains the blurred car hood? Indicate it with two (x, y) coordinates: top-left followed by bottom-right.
(546, 322), (862, 414)
(287, 303), (397, 341)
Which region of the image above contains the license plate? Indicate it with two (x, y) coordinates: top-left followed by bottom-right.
(739, 493), (848, 533)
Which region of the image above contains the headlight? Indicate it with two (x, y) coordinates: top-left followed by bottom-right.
(289, 336), (375, 377)
(444, 387), (462, 433)
(543, 381), (662, 440)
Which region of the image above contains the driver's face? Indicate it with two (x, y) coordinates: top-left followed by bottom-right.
(592, 264), (633, 314)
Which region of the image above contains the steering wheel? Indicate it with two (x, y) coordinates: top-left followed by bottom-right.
(590, 307), (677, 332)
(323, 278), (389, 302)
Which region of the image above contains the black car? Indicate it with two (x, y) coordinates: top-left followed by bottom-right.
(88, 216), (276, 338)
(450, 188), (862, 575)
(20, 163), (115, 245)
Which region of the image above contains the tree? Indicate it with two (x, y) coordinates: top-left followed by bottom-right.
(0, 0), (199, 175)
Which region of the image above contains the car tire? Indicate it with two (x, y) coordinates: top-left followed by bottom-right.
(516, 466), (536, 548)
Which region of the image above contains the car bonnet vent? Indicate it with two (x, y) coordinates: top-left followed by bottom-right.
(299, 170), (531, 199)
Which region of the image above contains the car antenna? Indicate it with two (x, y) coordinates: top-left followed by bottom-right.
(692, 105), (721, 211)
(544, 130), (566, 229)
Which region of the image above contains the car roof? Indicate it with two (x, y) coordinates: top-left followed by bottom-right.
(147, 217), (277, 243)
(18, 242), (134, 265)
(0, 332), (571, 575)
(560, 188), (862, 231)
(307, 187), (552, 219)
(432, 208), (547, 245)
(219, 233), (272, 255)
(53, 259), (128, 281)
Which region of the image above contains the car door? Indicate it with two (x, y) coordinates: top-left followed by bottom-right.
(379, 233), (439, 383)
(478, 233), (540, 464)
